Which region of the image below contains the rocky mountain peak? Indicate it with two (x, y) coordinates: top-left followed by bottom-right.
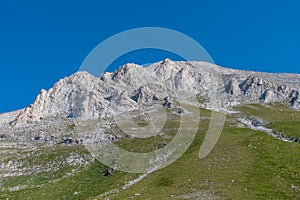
(152, 59), (180, 80)
(3, 60), (300, 128)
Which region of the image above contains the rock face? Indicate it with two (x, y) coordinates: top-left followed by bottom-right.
(3, 59), (300, 127)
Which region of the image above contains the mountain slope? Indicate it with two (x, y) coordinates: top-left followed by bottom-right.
(1, 60), (300, 199)
(1, 104), (300, 199)
(2, 59), (300, 128)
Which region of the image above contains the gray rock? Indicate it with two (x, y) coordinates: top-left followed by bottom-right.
(2, 59), (300, 128)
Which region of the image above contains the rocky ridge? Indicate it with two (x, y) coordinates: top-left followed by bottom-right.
(2, 59), (300, 129)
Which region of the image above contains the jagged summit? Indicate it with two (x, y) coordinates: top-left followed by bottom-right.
(2, 59), (300, 127)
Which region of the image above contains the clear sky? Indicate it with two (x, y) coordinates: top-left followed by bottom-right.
(0, 0), (299, 113)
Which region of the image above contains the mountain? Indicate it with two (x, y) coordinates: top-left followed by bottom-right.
(2, 59), (300, 199)
(2, 58), (300, 128)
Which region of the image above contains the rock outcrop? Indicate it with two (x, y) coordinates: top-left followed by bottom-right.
(2, 59), (300, 127)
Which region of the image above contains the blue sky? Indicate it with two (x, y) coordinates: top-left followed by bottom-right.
(0, 0), (299, 113)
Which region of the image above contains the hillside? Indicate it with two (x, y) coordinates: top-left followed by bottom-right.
(1, 60), (300, 199)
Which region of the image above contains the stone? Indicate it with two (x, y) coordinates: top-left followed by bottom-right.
(2, 59), (300, 129)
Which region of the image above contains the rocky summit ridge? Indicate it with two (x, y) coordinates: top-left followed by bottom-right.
(2, 59), (300, 128)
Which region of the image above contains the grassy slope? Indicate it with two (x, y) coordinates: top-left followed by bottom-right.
(1, 104), (300, 199)
(0, 144), (138, 200)
(112, 107), (300, 199)
(236, 103), (300, 138)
